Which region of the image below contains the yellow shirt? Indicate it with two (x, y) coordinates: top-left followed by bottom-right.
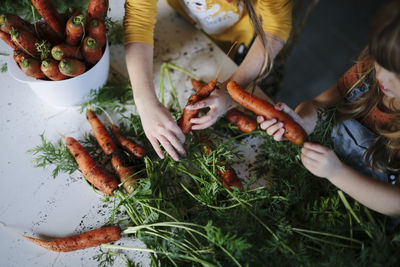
(124, 0), (293, 48)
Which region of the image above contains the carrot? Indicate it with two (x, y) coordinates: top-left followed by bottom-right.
(41, 58), (67, 80)
(112, 125), (146, 158)
(22, 225), (121, 252)
(59, 58), (86, 77)
(225, 108), (257, 133)
(111, 154), (137, 194)
(87, 18), (106, 48)
(51, 44), (82, 60)
(81, 37), (103, 64)
(31, 0), (65, 39)
(88, 0), (109, 20)
(66, 14), (85, 46)
(0, 31), (18, 49)
(20, 58), (46, 79)
(36, 20), (63, 45)
(13, 50), (26, 65)
(9, 29), (40, 58)
(62, 7), (81, 22)
(0, 14), (34, 34)
(190, 78), (206, 92)
(86, 109), (116, 155)
(227, 81), (307, 146)
(179, 79), (217, 134)
(65, 136), (119, 195)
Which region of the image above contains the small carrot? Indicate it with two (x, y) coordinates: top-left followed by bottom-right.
(13, 50), (26, 65)
(86, 109), (116, 155)
(81, 36), (103, 64)
(59, 58), (86, 77)
(88, 0), (109, 20)
(31, 0), (65, 39)
(0, 14), (34, 34)
(0, 30), (18, 49)
(22, 225), (121, 252)
(66, 14), (85, 46)
(20, 58), (46, 79)
(225, 108), (257, 133)
(36, 20), (63, 45)
(41, 58), (67, 81)
(65, 136), (119, 195)
(227, 81), (307, 146)
(112, 125), (146, 158)
(87, 18), (106, 48)
(190, 78), (206, 92)
(9, 29), (40, 58)
(111, 154), (137, 194)
(51, 44), (82, 60)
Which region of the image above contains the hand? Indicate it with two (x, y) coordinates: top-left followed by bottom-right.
(301, 142), (343, 179)
(185, 83), (232, 130)
(136, 98), (186, 161)
(257, 102), (307, 141)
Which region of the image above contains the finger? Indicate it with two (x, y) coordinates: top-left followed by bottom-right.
(191, 118), (216, 130)
(148, 137), (164, 159)
(257, 116), (265, 123)
(273, 128), (286, 141)
(186, 99), (211, 110)
(301, 154), (318, 169)
(169, 123), (186, 143)
(301, 147), (323, 161)
(163, 130), (186, 157)
(266, 122), (284, 136)
(190, 114), (214, 125)
(259, 118), (277, 130)
(158, 135), (180, 161)
(303, 142), (330, 154)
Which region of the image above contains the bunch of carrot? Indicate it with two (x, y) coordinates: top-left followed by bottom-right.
(0, 0), (108, 80)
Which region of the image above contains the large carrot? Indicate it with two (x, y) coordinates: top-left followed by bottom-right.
(111, 154), (137, 194)
(87, 18), (106, 48)
(112, 125), (146, 158)
(66, 14), (85, 46)
(0, 14), (34, 34)
(31, 0), (65, 39)
(22, 226), (121, 252)
(81, 37), (103, 64)
(88, 0), (109, 20)
(65, 136), (118, 195)
(179, 79), (217, 134)
(86, 109), (116, 155)
(227, 81), (307, 146)
(0, 31), (18, 49)
(37, 20), (63, 45)
(51, 44), (82, 60)
(41, 58), (67, 81)
(20, 58), (46, 79)
(225, 109), (257, 133)
(59, 58), (86, 77)
(9, 29), (40, 58)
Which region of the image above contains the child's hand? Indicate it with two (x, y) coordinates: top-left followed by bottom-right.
(257, 102), (306, 141)
(301, 142), (343, 179)
(186, 83), (232, 130)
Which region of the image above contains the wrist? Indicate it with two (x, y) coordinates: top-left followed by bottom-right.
(326, 162), (347, 181)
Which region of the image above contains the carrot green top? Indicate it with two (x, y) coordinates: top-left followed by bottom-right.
(124, 0), (293, 47)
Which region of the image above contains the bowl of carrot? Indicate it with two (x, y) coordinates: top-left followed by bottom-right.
(2, 0), (110, 107)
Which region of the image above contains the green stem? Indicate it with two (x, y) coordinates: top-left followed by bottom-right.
(166, 62), (199, 80)
(160, 63), (166, 105)
(292, 228), (364, 245)
(295, 231), (360, 249)
(165, 67), (182, 112)
(0, 53), (9, 56)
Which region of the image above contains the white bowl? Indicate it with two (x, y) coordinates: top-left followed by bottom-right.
(8, 43), (110, 108)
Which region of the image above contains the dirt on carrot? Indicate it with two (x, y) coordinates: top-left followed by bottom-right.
(112, 125), (146, 158)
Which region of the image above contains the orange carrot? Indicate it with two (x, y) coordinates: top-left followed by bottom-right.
(112, 125), (146, 158)
(86, 109), (116, 155)
(0, 14), (34, 34)
(66, 14), (85, 46)
(41, 58), (67, 80)
(111, 154), (137, 194)
(227, 81), (307, 146)
(87, 18), (106, 48)
(88, 0), (109, 20)
(36, 20), (64, 45)
(51, 44), (82, 60)
(20, 58), (46, 79)
(13, 50), (26, 65)
(225, 108), (257, 133)
(81, 37), (103, 64)
(0, 31), (18, 49)
(59, 58), (86, 77)
(190, 78), (206, 92)
(65, 136), (119, 195)
(9, 29), (40, 58)
(31, 0), (65, 39)
(22, 226), (121, 252)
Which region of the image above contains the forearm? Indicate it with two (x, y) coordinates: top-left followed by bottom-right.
(329, 165), (400, 217)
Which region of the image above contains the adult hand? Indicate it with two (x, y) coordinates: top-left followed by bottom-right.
(301, 142), (343, 179)
(257, 102), (312, 141)
(136, 98), (186, 161)
(185, 82), (232, 130)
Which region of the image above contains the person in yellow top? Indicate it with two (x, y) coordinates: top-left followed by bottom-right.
(124, 0), (293, 161)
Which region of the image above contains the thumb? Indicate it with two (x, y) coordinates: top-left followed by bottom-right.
(276, 102), (303, 124)
(186, 99), (210, 110)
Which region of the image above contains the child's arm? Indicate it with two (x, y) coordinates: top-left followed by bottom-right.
(302, 142), (400, 217)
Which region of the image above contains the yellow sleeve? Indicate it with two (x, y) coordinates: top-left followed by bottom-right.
(256, 0), (293, 42)
(123, 0), (158, 46)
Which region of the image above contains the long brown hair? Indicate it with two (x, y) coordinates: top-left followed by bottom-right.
(336, 0), (400, 173)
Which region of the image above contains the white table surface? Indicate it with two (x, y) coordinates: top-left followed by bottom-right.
(0, 1), (266, 266)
